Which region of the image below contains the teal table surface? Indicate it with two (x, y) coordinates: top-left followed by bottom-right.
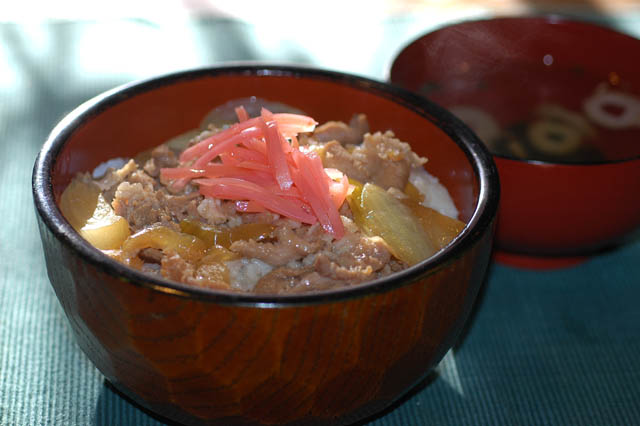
(1, 11), (640, 426)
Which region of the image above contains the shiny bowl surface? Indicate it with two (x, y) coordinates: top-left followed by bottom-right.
(390, 17), (640, 264)
(33, 65), (498, 425)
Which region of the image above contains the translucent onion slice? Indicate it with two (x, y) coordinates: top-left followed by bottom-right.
(349, 182), (436, 265)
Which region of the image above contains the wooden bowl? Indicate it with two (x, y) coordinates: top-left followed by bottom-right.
(33, 65), (499, 425)
(390, 17), (640, 268)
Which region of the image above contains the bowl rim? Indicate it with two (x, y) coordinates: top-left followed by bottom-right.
(33, 64), (500, 307)
(388, 14), (640, 166)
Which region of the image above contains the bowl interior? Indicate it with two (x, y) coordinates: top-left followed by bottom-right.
(390, 17), (640, 164)
(35, 66), (501, 299)
(51, 69), (482, 226)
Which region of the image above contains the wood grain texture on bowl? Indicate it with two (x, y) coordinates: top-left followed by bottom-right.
(34, 66), (499, 425)
(38, 218), (492, 425)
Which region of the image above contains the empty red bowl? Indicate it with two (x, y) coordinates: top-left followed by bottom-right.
(390, 16), (640, 267)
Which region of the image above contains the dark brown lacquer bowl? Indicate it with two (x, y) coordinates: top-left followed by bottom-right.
(32, 65), (499, 426)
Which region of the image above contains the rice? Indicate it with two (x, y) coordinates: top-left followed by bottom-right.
(227, 258), (274, 291)
(408, 167), (459, 219)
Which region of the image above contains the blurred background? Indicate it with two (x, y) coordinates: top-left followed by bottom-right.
(3, 1), (640, 152)
(3, 1), (640, 159)
(3, 0), (640, 87)
(2, 2), (640, 425)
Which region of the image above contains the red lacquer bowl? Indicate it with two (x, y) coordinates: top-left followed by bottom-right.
(390, 16), (640, 268)
(33, 65), (499, 425)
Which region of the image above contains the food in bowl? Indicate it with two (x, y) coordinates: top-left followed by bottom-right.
(34, 66), (499, 426)
(59, 100), (465, 293)
(422, 73), (640, 164)
(390, 17), (640, 264)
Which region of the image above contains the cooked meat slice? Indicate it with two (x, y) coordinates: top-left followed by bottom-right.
(312, 114), (370, 144)
(309, 232), (392, 284)
(126, 169), (158, 189)
(287, 272), (341, 293)
(95, 159), (137, 192)
(229, 239), (298, 267)
(94, 159), (138, 202)
(361, 131), (427, 189)
(161, 191), (202, 223)
(313, 121), (350, 143)
(112, 182), (171, 231)
(348, 113), (370, 142)
(253, 266), (338, 294)
(331, 234), (391, 271)
(229, 225), (325, 267)
(322, 141), (371, 183)
(378, 259), (409, 275)
(112, 172), (203, 230)
(161, 253), (231, 290)
(322, 130), (427, 190)
(143, 144), (179, 177)
(313, 254), (374, 282)
(275, 225), (326, 255)
(249, 224), (393, 291)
